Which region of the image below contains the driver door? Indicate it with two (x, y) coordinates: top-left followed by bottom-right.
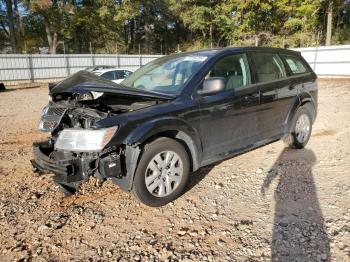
(197, 53), (260, 163)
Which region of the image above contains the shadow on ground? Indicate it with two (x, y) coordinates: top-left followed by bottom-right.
(261, 148), (330, 261)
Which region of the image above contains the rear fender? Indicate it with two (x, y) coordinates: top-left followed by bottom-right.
(284, 92), (317, 136)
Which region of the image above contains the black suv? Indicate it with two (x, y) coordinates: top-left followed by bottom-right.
(32, 47), (318, 207)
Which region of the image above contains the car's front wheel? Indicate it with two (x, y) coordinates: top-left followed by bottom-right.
(132, 137), (190, 207)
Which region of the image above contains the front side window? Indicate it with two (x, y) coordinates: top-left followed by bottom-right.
(252, 53), (286, 83)
(101, 71), (116, 80)
(204, 53), (251, 91)
(282, 55), (308, 74)
(122, 55), (208, 95)
(115, 70), (125, 79)
(116, 70), (132, 79)
(123, 70), (132, 78)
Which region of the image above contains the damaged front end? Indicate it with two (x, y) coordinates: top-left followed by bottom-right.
(31, 71), (167, 194)
(31, 126), (125, 194)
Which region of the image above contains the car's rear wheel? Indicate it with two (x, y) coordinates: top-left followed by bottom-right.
(132, 137), (190, 207)
(284, 104), (314, 149)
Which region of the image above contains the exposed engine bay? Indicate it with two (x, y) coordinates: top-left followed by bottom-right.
(31, 71), (170, 194)
(39, 92), (158, 133)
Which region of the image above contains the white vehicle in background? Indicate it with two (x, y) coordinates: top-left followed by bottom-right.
(93, 68), (134, 83)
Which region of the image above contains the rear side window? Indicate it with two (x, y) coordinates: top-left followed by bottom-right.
(282, 55), (308, 74)
(251, 52), (286, 83)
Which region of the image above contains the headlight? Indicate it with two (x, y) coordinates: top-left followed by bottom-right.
(55, 127), (118, 152)
(77, 92), (93, 101)
(41, 105), (50, 117)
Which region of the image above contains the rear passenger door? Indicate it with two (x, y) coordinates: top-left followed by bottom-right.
(278, 54), (315, 131)
(250, 51), (290, 140)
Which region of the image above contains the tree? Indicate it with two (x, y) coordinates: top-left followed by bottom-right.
(25, 0), (75, 54)
(1, 0), (349, 54)
(5, 0), (16, 52)
(326, 0), (334, 45)
(169, 0), (230, 48)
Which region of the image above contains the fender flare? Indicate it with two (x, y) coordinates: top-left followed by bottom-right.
(124, 117), (202, 169)
(284, 92), (317, 136)
(112, 118), (202, 192)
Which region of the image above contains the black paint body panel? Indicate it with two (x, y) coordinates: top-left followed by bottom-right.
(32, 47), (318, 191)
(95, 47), (318, 169)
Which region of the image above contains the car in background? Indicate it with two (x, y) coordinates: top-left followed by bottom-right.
(85, 65), (116, 72)
(93, 68), (133, 83)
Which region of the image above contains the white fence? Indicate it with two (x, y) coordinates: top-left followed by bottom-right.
(294, 45), (350, 77)
(0, 54), (162, 85)
(0, 45), (349, 85)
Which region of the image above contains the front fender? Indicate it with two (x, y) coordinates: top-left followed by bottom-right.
(123, 117), (198, 144)
(125, 117), (202, 170)
(111, 117), (202, 192)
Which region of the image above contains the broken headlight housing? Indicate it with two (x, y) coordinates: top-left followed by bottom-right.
(55, 126), (118, 152)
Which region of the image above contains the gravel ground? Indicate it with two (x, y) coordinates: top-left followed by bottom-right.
(0, 79), (349, 261)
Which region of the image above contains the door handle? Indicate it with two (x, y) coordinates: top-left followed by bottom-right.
(244, 94), (257, 99)
(243, 94), (257, 103)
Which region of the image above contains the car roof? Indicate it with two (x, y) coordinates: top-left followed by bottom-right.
(92, 68), (134, 74)
(176, 46), (301, 57)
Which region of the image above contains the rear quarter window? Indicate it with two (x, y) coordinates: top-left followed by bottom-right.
(282, 55), (309, 75)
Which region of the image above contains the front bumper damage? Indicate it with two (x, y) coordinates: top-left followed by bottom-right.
(31, 140), (138, 194)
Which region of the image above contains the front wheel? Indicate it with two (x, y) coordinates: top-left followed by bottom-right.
(132, 137), (190, 207)
(284, 104), (314, 149)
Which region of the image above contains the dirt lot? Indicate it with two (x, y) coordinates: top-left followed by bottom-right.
(0, 80), (349, 261)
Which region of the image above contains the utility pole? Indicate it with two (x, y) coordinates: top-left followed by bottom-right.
(326, 0), (333, 46)
(313, 32), (320, 71)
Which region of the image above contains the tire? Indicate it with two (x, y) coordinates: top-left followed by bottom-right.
(284, 104), (314, 149)
(132, 137), (190, 207)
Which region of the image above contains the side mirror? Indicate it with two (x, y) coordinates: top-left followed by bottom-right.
(197, 77), (225, 95)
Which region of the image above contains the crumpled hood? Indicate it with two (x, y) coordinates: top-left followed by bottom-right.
(50, 70), (174, 100)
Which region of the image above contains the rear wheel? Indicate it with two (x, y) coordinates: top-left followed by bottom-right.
(284, 104), (314, 149)
(132, 137), (190, 207)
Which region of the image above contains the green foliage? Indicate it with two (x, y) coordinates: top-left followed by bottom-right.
(0, 0), (349, 53)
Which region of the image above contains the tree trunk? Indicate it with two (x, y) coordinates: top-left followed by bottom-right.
(44, 18), (58, 54)
(209, 24), (213, 48)
(144, 22), (151, 54)
(14, 0), (22, 52)
(131, 18), (136, 54)
(326, 0), (333, 46)
(52, 32), (58, 54)
(6, 0), (16, 52)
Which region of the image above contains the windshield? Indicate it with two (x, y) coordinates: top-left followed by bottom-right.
(121, 54), (208, 95)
